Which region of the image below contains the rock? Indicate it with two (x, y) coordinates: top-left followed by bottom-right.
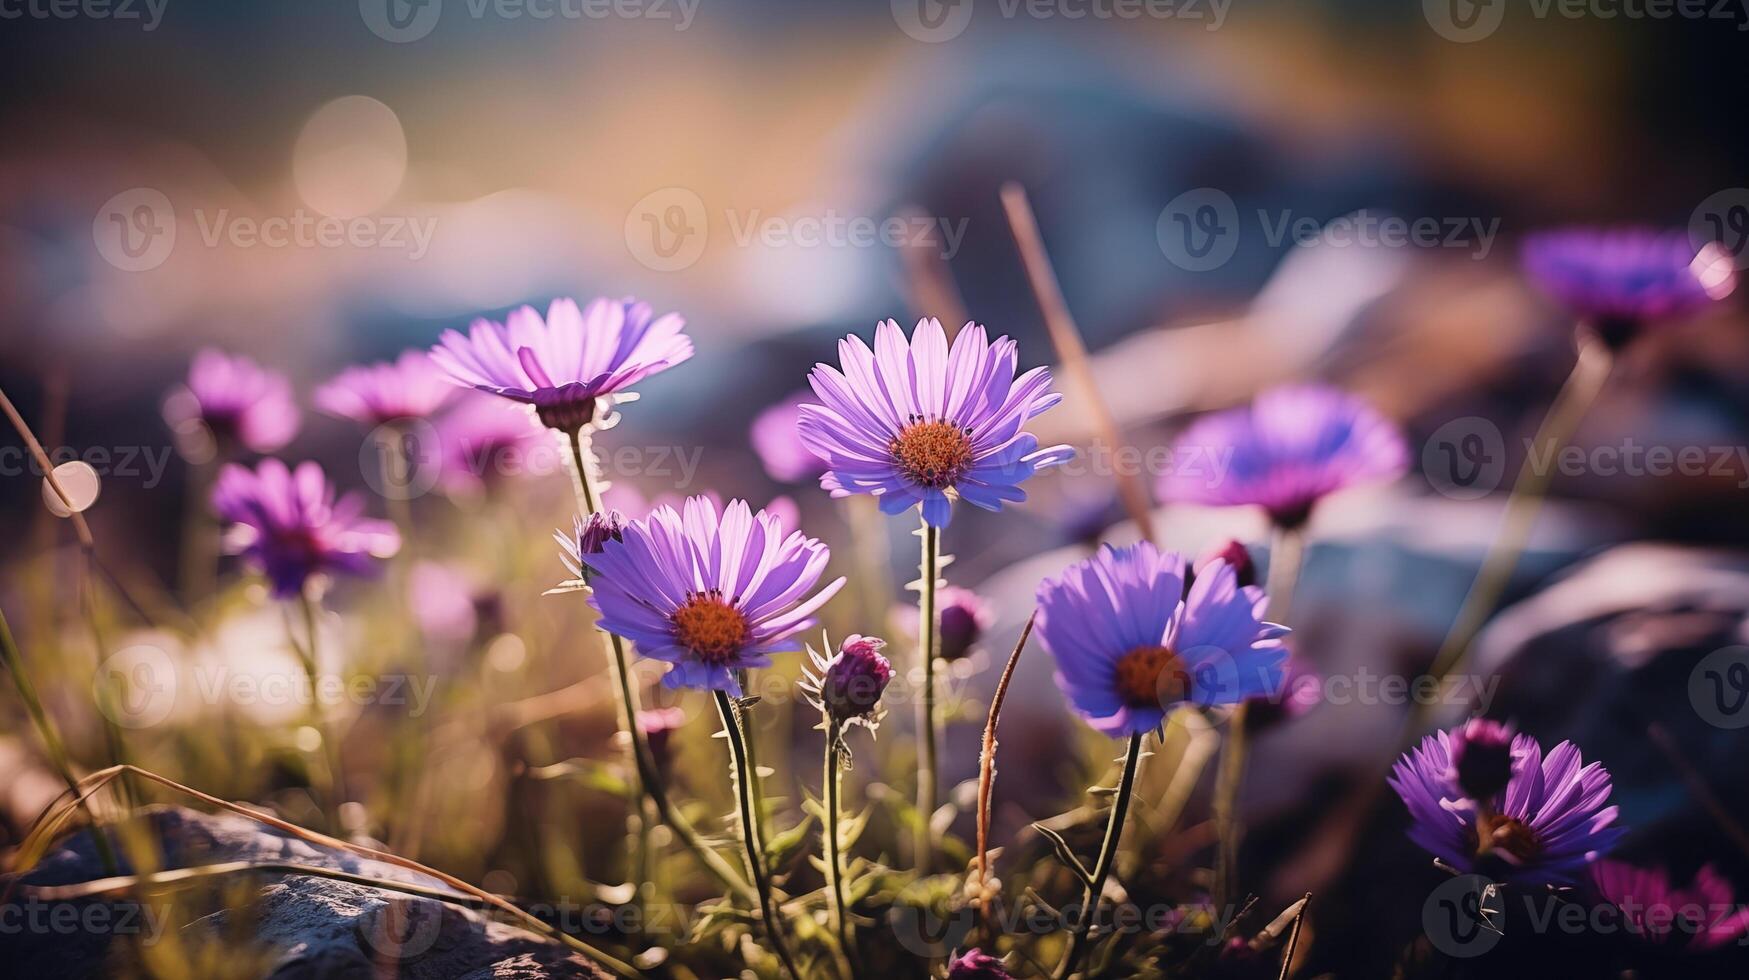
(0, 805), (610, 979)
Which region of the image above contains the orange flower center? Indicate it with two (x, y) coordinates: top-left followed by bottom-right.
(889, 418), (974, 489)
(672, 591), (748, 664)
(1475, 813), (1542, 864)
(1113, 645), (1191, 708)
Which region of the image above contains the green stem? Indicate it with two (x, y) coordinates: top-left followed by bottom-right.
(1212, 525), (1304, 909)
(914, 516), (941, 873)
(716, 691), (802, 980)
(561, 426), (757, 905)
(293, 592), (345, 833)
(1055, 733), (1144, 980)
(0, 601), (118, 873)
(823, 720), (854, 970)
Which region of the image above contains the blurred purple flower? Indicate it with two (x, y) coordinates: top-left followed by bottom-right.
(1389, 726), (1623, 887)
(212, 459), (400, 599)
(433, 396), (541, 495)
(409, 560), (478, 643)
(809, 634), (894, 724)
(1188, 538), (1256, 593)
(1243, 654), (1319, 730)
(163, 349), (300, 455)
(1159, 384), (1407, 529)
(315, 349), (455, 425)
(1592, 860), (1749, 950)
(751, 392), (827, 483)
(896, 585), (993, 663)
(430, 297), (693, 432)
(638, 705), (688, 773)
(1450, 718), (1516, 801)
(1522, 228), (1737, 343)
(946, 948), (1014, 979)
(578, 496), (844, 693)
(1035, 541), (1289, 737)
(798, 318), (1073, 528)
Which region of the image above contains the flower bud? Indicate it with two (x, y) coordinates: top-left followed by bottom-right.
(577, 510), (627, 555)
(1188, 539), (1256, 594)
(938, 587), (993, 662)
(947, 949), (1014, 980)
(1450, 718), (1516, 801)
(821, 635), (893, 720)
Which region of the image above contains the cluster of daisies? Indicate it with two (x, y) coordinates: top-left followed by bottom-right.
(170, 226), (1744, 976)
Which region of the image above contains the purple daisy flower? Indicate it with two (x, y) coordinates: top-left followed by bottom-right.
(163, 349), (300, 455)
(1592, 860), (1749, 950)
(1389, 726), (1624, 887)
(315, 349), (456, 426)
(432, 396), (541, 495)
(212, 459), (400, 599)
(1035, 541), (1290, 737)
(1522, 228), (1737, 344)
(429, 297), (693, 433)
(576, 496), (845, 693)
(946, 948), (1014, 980)
(751, 392), (827, 484)
(797, 318), (1073, 528)
(1159, 384), (1407, 529)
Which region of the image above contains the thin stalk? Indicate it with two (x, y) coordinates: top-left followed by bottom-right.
(177, 457), (217, 603)
(716, 691), (802, 980)
(561, 426), (756, 904)
(823, 720), (854, 968)
(292, 593), (345, 833)
(1213, 526), (1304, 908)
(914, 516), (941, 873)
(1424, 327), (1614, 686)
(0, 602), (118, 873)
(976, 611), (1036, 943)
(1054, 733), (1144, 980)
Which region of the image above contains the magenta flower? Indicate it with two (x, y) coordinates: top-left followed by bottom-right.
(1522, 228), (1737, 344)
(1160, 384), (1407, 528)
(1449, 718), (1517, 801)
(1035, 541), (1289, 737)
(806, 634), (894, 724)
(162, 349), (300, 455)
(751, 392), (827, 483)
(429, 297), (693, 432)
(638, 705), (688, 773)
(798, 318), (1073, 527)
(895, 585), (993, 663)
(1592, 860), (1749, 950)
(575, 496), (845, 693)
(432, 396), (541, 495)
(1389, 726), (1623, 887)
(946, 948), (1014, 980)
(315, 350), (455, 426)
(212, 459), (400, 599)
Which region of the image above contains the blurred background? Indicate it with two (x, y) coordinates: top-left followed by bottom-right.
(4, 1), (1749, 977)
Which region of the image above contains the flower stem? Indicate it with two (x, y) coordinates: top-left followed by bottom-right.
(1424, 326), (1614, 686)
(716, 690), (802, 980)
(292, 592), (346, 833)
(560, 426), (757, 905)
(914, 516), (941, 873)
(0, 602), (118, 873)
(823, 719), (854, 968)
(1054, 732), (1144, 980)
(1212, 525), (1303, 909)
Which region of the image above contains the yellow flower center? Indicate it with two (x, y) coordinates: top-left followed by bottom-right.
(1113, 645), (1191, 708)
(889, 418), (974, 489)
(672, 591), (748, 664)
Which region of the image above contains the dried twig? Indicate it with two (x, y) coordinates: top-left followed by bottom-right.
(973, 610), (1036, 936)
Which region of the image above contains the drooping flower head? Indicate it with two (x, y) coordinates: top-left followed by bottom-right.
(578, 496), (845, 693)
(798, 318), (1074, 527)
(431, 395), (542, 496)
(430, 297), (693, 432)
(212, 459), (400, 599)
(751, 392), (827, 484)
(315, 349), (455, 426)
(805, 634), (894, 726)
(946, 948), (1015, 980)
(1591, 860), (1749, 951)
(1389, 726), (1623, 887)
(163, 349), (300, 456)
(1160, 384), (1407, 529)
(1035, 541), (1290, 737)
(1522, 228), (1737, 346)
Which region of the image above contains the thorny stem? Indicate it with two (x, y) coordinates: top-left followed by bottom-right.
(0, 603), (118, 873)
(823, 720), (854, 970)
(1213, 525), (1303, 909)
(716, 691), (802, 980)
(561, 426), (757, 905)
(914, 516), (941, 873)
(1055, 733), (1144, 980)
